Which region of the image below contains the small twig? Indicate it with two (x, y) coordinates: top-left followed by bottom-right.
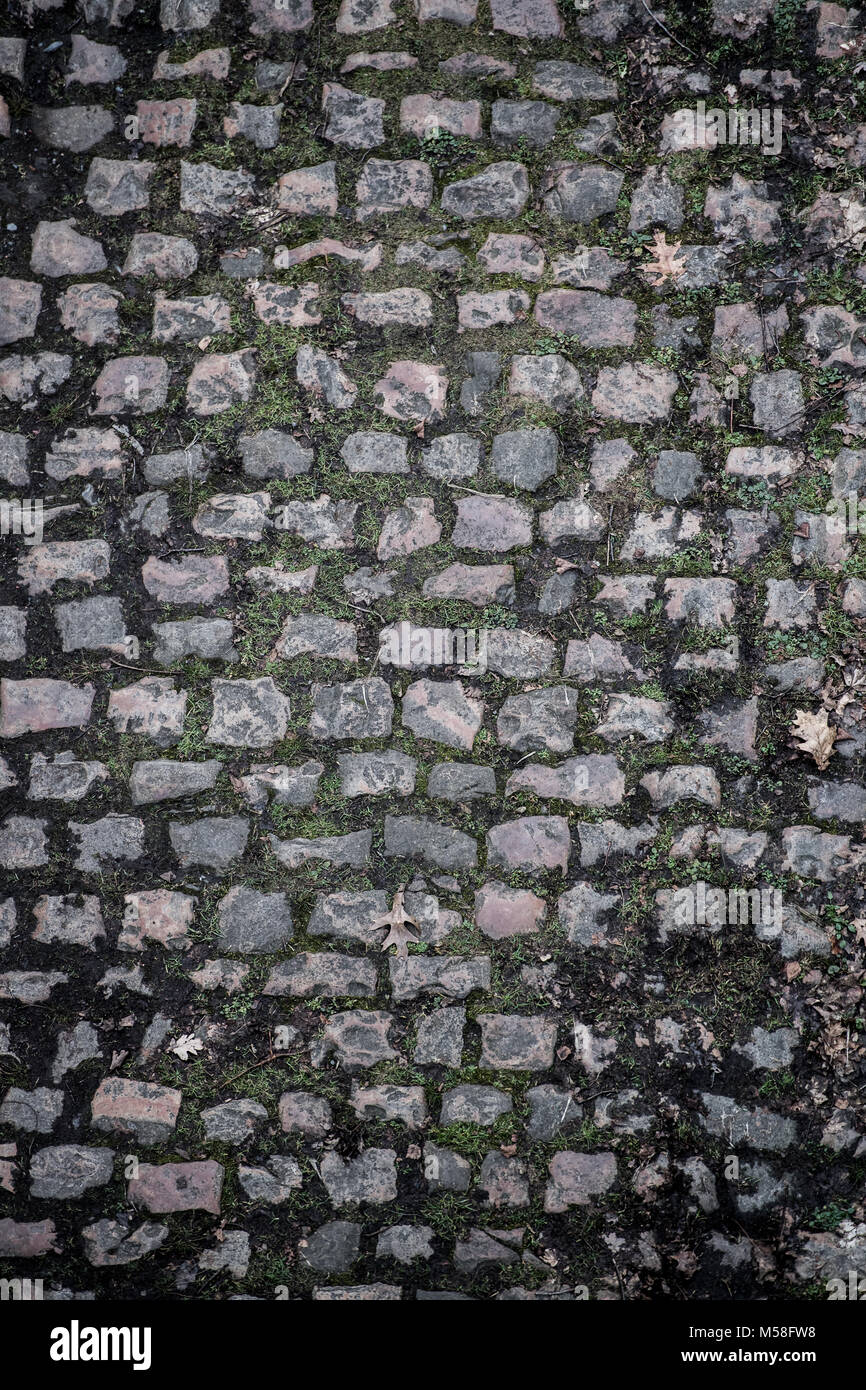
(278, 53), (300, 98)
(342, 599), (385, 621)
(107, 659), (164, 674)
(638, 0), (706, 64)
(444, 482), (506, 498)
(220, 1051), (277, 1091)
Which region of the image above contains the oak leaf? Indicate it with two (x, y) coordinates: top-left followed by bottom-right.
(791, 707), (838, 770)
(643, 231), (688, 285)
(372, 887), (419, 959)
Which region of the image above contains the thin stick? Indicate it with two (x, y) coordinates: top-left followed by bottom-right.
(107, 660), (164, 674)
(638, 0), (705, 63)
(445, 482), (506, 498)
(220, 1051), (277, 1090)
(278, 53), (300, 98)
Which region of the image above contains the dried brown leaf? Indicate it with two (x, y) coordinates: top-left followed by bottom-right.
(372, 887), (419, 959)
(790, 707), (839, 770)
(643, 231), (688, 285)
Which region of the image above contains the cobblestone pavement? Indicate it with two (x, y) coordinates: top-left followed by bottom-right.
(2, 0), (866, 1304)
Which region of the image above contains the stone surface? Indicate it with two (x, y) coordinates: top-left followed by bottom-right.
(31, 220), (107, 277)
(478, 1014), (557, 1070)
(0, 0), (853, 1307)
(508, 353), (584, 409)
(217, 887), (293, 954)
(85, 158), (153, 215)
(310, 678), (393, 740)
(169, 817), (249, 871)
(402, 680), (483, 750)
(544, 1152), (617, 1211)
(323, 83), (385, 149)
(319, 1149), (397, 1204)
(0, 1087), (63, 1134)
(127, 1162), (223, 1215)
(452, 496), (532, 552)
(91, 1079), (180, 1144)
(487, 816), (571, 873)
(442, 162), (529, 221)
(123, 233), (198, 279)
(475, 883), (546, 939)
(384, 815), (477, 870)
(30, 1145), (114, 1200)
(593, 363), (678, 423)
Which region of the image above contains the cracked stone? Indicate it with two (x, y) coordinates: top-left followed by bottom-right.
(310, 677), (393, 739)
(83, 1219), (167, 1267)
